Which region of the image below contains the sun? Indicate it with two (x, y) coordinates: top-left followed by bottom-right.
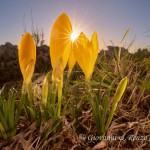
(70, 31), (78, 42)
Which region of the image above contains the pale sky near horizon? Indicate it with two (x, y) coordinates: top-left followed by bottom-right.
(0, 0), (150, 52)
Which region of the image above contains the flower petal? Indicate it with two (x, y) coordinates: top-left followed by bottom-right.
(18, 32), (36, 81)
(50, 13), (72, 69)
(52, 57), (64, 84)
(90, 32), (99, 72)
(91, 32), (99, 52)
(74, 32), (93, 80)
(68, 45), (76, 77)
(77, 32), (89, 49)
(23, 59), (35, 85)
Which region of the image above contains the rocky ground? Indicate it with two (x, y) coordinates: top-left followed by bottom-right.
(0, 42), (51, 87)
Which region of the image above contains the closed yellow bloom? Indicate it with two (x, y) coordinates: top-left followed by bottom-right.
(50, 13), (72, 69)
(105, 77), (128, 131)
(18, 32), (36, 84)
(74, 32), (99, 81)
(112, 77), (128, 111)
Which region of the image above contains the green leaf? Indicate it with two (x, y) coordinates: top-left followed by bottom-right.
(8, 91), (15, 130)
(0, 123), (7, 139)
(27, 106), (36, 120)
(42, 72), (50, 106)
(100, 86), (111, 135)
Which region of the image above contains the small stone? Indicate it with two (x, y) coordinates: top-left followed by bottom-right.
(93, 140), (107, 149)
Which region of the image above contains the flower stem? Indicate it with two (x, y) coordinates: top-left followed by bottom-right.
(57, 78), (63, 117)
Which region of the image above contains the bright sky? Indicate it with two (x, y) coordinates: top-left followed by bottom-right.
(0, 0), (150, 52)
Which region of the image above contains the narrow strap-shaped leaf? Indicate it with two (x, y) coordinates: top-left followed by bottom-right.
(8, 92), (15, 130)
(42, 72), (50, 106)
(15, 94), (25, 125)
(3, 101), (8, 125)
(27, 106), (36, 120)
(0, 111), (9, 131)
(100, 86), (111, 135)
(0, 123), (7, 139)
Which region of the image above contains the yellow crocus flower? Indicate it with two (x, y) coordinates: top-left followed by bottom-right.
(74, 32), (99, 81)
(50, 13), (72, 69)
(50, 13), (73, 116)
(18, 32), (36, 85)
